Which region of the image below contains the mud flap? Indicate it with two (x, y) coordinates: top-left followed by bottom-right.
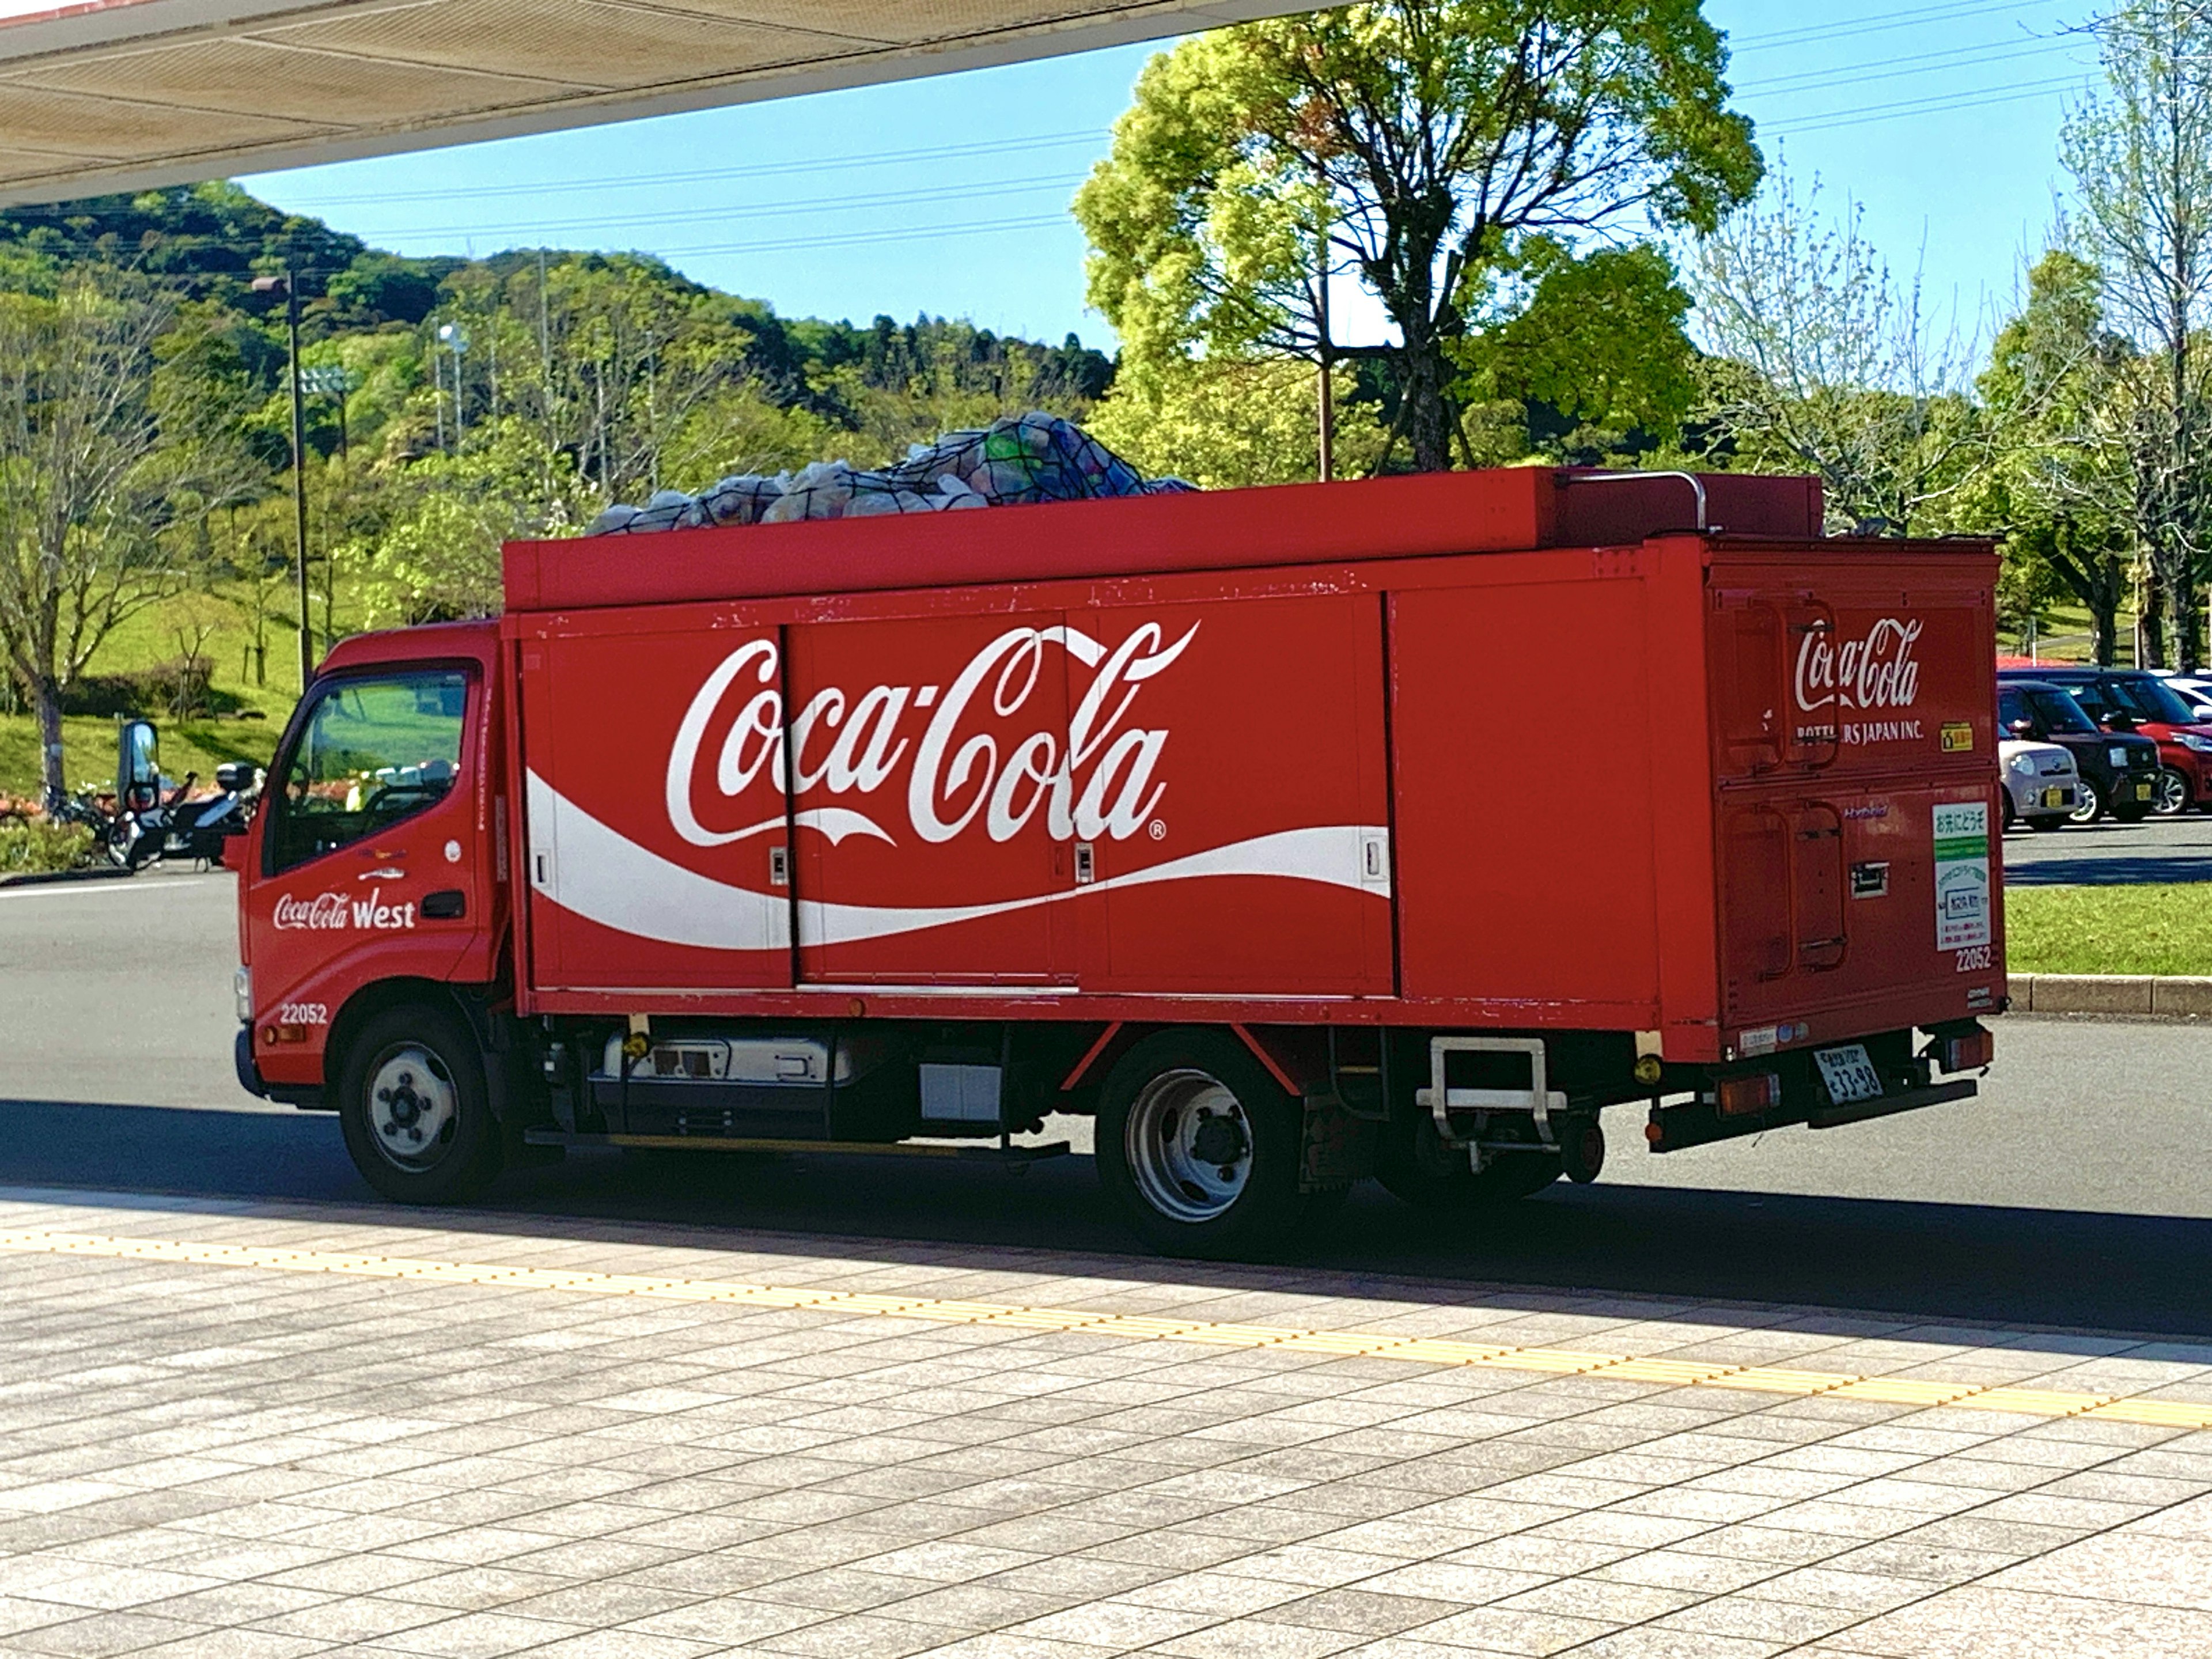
(1300, 1096), (1377, 1191)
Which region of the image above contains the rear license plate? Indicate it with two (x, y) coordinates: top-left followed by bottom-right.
(2137, 782), (2154, 800)
(1815, 1044), (1883, 1106)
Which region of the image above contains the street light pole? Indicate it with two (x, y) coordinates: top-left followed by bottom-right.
(253, 270), (313, 694)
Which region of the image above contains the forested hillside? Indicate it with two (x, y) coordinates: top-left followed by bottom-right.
(0, 182), (1116, 799)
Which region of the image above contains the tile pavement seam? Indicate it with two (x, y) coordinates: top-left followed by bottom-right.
(0, 1273), (2204, 1659)
(2, 1229), (2206, 1433)
(1498, 1422), (2212, 1659)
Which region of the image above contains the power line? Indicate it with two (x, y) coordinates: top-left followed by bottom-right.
(260, 129), (1105, 210)
(1738, 32), (2084, 99)
(1763, 73), (2089, 137)
(1731, 0), (2048, 54)
(342, 172), (1088, 244)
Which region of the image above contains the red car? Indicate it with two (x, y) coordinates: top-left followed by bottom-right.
(2002, 667), (2212, 815)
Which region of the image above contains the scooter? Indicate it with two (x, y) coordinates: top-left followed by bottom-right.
(166, 763), (262, 866)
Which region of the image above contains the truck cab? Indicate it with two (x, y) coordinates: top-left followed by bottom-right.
(235, 623), (509, 1185)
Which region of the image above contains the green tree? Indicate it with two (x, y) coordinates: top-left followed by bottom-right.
(1074, 0), (1759, 474)
(1973, 251), (2139, 664)
(1088, 354), (1383, 487)
(353, 421), (590, 625)
(2061, 0), (2212, 669)
(1689, 162), (1980, 535)
(0, 275), (255, 802)
(1459, 237), (1699, 463)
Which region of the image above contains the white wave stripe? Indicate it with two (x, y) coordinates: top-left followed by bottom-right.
(527, 771), (1387, 954)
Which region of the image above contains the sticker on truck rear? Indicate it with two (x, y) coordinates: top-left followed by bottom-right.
(1933, 802), (1991, 951)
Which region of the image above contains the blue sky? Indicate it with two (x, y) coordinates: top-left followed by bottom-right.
(240, 0), (2098, 351)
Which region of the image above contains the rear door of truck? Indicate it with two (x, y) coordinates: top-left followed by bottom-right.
(1707, 548), (2003, 1045)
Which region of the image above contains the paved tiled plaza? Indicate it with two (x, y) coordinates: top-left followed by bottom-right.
(1, 1188), (2210, 1659)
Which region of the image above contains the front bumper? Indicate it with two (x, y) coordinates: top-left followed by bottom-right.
(234, 1025), (327, 1111)
(2008, 775), (2078, 815)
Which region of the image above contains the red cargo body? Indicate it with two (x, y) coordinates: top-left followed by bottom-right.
(501, 477), (1999, 1057)
(234, 468), (1999, 1249)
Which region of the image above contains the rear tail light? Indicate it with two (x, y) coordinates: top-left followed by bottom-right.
(1938, 1026), (1994, 1073)
(1716, 1071), (1783, 1117)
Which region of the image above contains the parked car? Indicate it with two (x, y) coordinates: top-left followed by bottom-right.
(2161, 673), (2212, 721)
(1995, 679), (2162, 821)
(2002, 665), (2212, 815)
(1998, 737), (2081, 830)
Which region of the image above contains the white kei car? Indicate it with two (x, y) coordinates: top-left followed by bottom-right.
(2000, 737), (2082, 830)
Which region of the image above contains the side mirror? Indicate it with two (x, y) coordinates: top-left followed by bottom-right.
(2102, 713), (2137, 732)
(116, 719), (160, 814)
(2006, 718), (2037, 738)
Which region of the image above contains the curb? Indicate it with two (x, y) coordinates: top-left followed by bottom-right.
(0, 866), (133, 891)
(2009, 973), (2212, 1017)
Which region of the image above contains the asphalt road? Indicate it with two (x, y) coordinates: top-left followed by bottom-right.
(2003, 809), (2212, 884)
(3, 868), (2209, 1337)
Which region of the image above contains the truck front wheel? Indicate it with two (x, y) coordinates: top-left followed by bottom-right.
(1377, 1110), (1560, 1210)
(1097, 1031), (1313, 1258)
(336, 1002), (503, 1205)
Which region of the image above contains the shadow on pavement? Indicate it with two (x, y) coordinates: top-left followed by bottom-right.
(2005, 855), (2212, 885)
(3, 1097), (2208, 1340)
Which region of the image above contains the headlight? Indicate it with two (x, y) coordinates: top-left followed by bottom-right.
(2109, 746), (2131, 767)
(2008, 753), (2036, 775)
(233, 966), (252, 1023)
(2181, 734), (2212, 753)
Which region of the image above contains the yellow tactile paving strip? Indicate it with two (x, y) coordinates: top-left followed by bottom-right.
(3, 1226), (2208, 1431)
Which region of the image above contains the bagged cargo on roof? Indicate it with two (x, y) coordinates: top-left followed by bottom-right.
(584, 411), (1192, 536)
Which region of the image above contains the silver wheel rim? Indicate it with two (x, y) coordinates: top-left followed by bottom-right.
(2070, 781), (2101, 823)
(2158, 770), (2189, 814)
(364, 1042), (460, 1171)
(1125, 1068), (1253, 1224)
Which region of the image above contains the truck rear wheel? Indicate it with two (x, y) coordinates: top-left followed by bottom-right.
(336, 1002), (503, 1205)
(1097, 1031), (1314, 1258)
(1377, 1109), (1560, 1210)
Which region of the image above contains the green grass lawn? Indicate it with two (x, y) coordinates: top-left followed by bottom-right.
(2006, 882), (2212, 976)
(0, 578), (336, 800)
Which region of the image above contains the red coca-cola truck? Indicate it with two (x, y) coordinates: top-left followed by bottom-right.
(233, 467), (2001, 1253)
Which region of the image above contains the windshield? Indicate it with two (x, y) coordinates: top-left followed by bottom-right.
(268, 671), (467, 873)
(2007, 687), (2099, 734)
(2109, 677), (2201, 725)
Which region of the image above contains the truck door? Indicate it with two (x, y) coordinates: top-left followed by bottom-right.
(785, 612), (1074, 986)
(244, 668), (480, 1064)
(1074, 593), (1394, 996)
(519, 612), (794, 993)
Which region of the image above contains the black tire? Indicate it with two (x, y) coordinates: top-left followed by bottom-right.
(336, 1002), (503, 1204)
(1377, 1108), (1561, 1210)
(2155, 767), (2192, 816)
(1096, 1029), (1319, 1258)
(2025, 815), (2070, 832)
(2001, 789), (2017, 830)
(2069, 778), (2105, 824)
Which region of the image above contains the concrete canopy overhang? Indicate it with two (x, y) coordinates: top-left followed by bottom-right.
(0, 0), (1300, 206)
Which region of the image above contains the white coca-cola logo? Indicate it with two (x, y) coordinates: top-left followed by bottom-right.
(1795, 618), (1923, 714)
(274, 892), (350, 930)
(665, 622), (1198, 850)
(273, 892), (417, 930)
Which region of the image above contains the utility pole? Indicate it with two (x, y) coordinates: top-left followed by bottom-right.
(253, 270), (313, 692)
(1316, 225), (1335, 484)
